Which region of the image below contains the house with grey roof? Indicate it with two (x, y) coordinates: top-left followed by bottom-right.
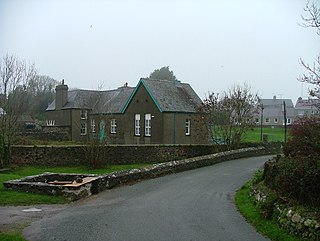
(255, 96), (296, 126)
(295, 97), (320, 117)
(46, 78), (207, 144)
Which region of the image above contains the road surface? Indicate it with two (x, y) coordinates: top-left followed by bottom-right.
(24, 155), (272, 241)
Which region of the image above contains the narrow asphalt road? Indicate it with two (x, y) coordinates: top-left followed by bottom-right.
(24, 156), (272, 241)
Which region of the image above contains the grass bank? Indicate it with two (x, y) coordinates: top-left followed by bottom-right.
(235, 172), (302, 241)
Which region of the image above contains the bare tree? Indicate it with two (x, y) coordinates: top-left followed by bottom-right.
(300, 1), (320, 35)
(201, 92), (221, 144)
(0, 54), (37, 167)
(202, 83), (259, 148)
(26, 75), (59, 119)
(298, 1), (320, 101)
(79, 84), (109, 168)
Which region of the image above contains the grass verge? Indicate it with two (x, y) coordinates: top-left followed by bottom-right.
(0, 232), (26, 241)
(235, 178), (303, 241)
(0, 164), (150, 241)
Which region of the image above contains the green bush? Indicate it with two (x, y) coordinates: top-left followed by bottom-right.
(264, 157), (320, 207)
(263, 116), (320, 207)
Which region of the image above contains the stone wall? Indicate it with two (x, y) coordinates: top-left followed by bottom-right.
(5, 146), (276, 201)
(251, 183), (320, 240)
(10, 143), (281, 166)
(16, 126), (70, 142)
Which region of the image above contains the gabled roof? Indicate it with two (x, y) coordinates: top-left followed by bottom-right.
(262, 107), (296, 117)
(122, 78), (202, 113)
(258, 97), (295, 117)
(260, 97), (294, 108)
(46, 86), (135, 114)
(295, 97), (320, 109)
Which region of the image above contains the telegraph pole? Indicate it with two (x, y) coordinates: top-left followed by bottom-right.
(260, 103), (264, 142)
(283, 101), (287, 142)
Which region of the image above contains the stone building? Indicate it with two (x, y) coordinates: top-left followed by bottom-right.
(46, 78), (208, 144)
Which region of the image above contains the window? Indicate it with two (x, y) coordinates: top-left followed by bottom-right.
(265, 118), (270, 124)
(298, 110), (304, 116)
(80, 110), (87, 119)
(255, 118), (259, 124)
(287, 118), (291, 124)
(46, 120), (55, 126)
(274, 118), (278, 124)
(135, 114), (140, 136)
(185, 119), (191, 136)
(145, 114), (151, 136)
(91, 119), (96, 133)
(111, 119), (116, 134)
(81, 123), (87, 135)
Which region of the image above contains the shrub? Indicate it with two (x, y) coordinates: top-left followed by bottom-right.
(274, 116), (320, 206)
(264, 157), (320, 207)
(283, 116), (320, 158)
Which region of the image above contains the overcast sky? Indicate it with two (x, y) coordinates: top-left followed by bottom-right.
(1, 0), (319, 102)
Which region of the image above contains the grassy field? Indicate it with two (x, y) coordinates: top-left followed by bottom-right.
(243, 127), (289, 143)
(0, 163), (150, 206)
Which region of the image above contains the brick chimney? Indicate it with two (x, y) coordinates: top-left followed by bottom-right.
(55, 79), (68, 110)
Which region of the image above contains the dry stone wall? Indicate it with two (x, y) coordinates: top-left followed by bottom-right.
(10, 143), (281, 166)
(5, 146), (278, 201)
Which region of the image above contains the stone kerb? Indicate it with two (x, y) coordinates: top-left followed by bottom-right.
(4, 146), (272, 201)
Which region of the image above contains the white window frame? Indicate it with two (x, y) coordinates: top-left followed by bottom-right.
(91, 119), (96, 133)
(145, 114), (151, 136)
(255, 118), (259, 124)
(110, 119), (117, 134)
(47, 120), (55, 126)
(135, 114), (140, 136)
(274, 118), (278, 124)
(81, 122), (87, 135)
(185, 119), (191, 136)
(265, 118), (270, 124)
(287, 118), (292, 124)
(80, 109), (87, 120)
